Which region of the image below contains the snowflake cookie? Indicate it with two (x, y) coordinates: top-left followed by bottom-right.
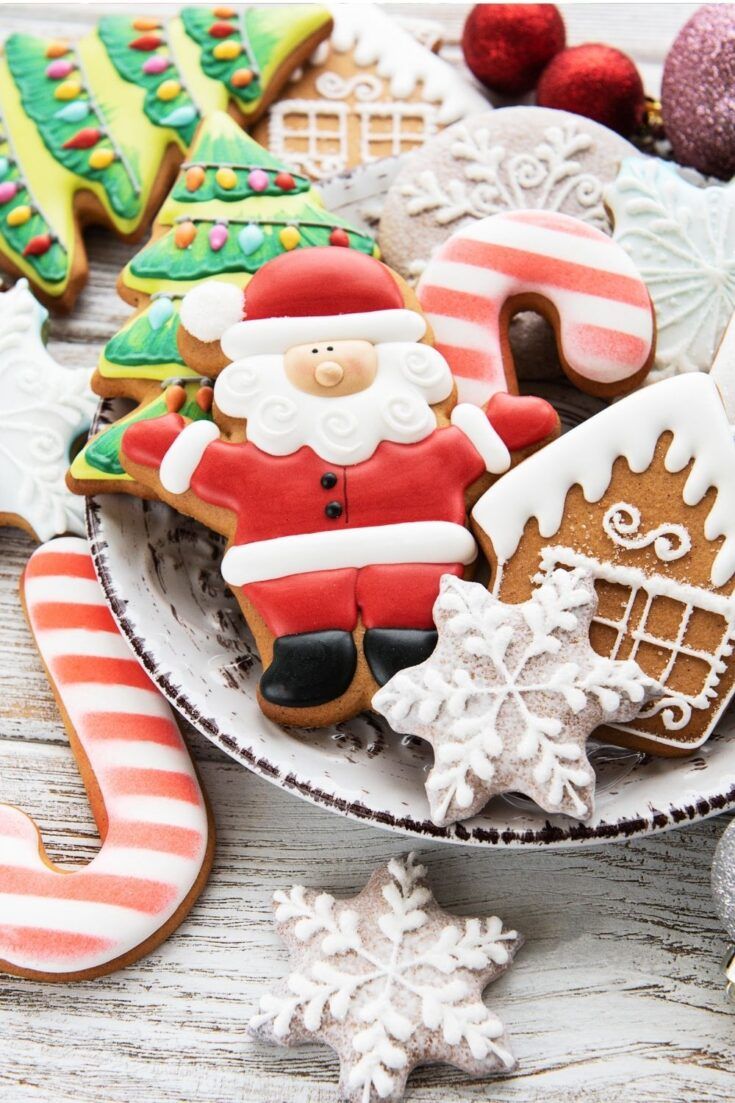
(606, 158), (735, 382)
(0, 279), (95, 541)
(373, 571), (660, 825)
(249, 852), (521, 1102)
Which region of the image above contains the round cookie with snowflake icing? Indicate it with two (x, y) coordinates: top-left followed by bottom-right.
(379, 107), (642, 283)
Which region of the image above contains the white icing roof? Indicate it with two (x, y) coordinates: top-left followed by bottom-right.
(328, 4), (487, 124)
(472, 374), (735, 589)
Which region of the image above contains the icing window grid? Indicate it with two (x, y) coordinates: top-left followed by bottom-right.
(535, 545), (735, 736)
(356, 102), (437, 163)
(268, 98), (349, 179)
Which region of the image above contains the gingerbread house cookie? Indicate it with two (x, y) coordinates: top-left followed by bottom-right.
(472, 373), (735, 756)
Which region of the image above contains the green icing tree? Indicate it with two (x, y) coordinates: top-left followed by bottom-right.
(70, 112), (378, 486)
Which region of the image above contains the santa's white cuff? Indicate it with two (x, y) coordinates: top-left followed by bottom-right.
(451, 403), (510, 474)
(160, 421), (220, 495)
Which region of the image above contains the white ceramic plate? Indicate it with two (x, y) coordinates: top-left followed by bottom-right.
(87, 384), (735, 849)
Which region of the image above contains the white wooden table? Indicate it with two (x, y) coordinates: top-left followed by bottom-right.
(3, 5), (733, 1102)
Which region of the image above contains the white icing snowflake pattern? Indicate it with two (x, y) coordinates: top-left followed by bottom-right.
(606, 158), (735, 381)
(249, 852), (521, 1103)
(401, 120), (612, 230)
(373, 571), (660, 825)
(0, 280), (95, 540)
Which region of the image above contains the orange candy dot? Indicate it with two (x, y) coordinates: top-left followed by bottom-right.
(165, 384), (187, 412)
(174, 220), (197, 248)
(133, 16), (161, 31)
(185, 165), (206, 192)
(213, 6), (236, 17)
(45, 40), (70, 59)
(231, 67), (254, 88)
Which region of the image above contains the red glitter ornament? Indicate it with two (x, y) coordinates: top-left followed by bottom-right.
(537, 44), (645, 137)
(62, 127), (102, 150)
(461, 4), (565, 96)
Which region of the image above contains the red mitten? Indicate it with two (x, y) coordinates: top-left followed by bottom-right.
(486, 393), (559, 452)
(122, 412), (186, 469)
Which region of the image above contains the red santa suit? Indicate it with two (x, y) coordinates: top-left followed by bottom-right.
(123, 403), (510, 637)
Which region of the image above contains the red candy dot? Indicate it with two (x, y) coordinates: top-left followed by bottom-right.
(24, 234), (53, 257)
(129, 34), (163, 51)
(62, 127), (102, 150)
(275, 171), (296, 191)
(208, 22), (235, 38)
(329, 228), (350, 248)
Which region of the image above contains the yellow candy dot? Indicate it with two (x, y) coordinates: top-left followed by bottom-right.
(371, 243), (381, 260)
(215, 166), (237, 190)
(89, 148), (115, 170)
(7, 205), (31, 227)
(54, 79), (81, 101)
(279, 226), (301, 251)
(157, 79), (181, 102)
(213, 39), (242, 60)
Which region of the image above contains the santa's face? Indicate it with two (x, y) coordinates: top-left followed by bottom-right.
(214, 339), (454, 466)
(284, 340), (378, 397)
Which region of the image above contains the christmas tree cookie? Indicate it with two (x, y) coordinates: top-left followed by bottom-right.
(67, 111), (378, 495)
(0, 6), (332, 309)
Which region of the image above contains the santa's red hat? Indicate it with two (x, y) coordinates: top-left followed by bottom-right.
(179, 248), (426, 357)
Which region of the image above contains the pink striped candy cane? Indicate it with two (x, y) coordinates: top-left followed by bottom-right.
(0, 537), (213, 980)
(417, 209), (655, 406)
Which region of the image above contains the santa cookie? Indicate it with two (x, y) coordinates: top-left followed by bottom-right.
(472, 373), (735, 756)
(120, 247), (559, 727)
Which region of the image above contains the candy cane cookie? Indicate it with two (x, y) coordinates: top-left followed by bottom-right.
(0, 537), (214, 980)
(417, 209), (655, 405)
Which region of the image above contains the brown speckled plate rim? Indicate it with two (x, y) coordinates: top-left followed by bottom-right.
(86, 401), (735, 848)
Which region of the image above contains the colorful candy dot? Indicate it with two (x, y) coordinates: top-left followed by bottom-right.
(196, 385), (214, 412)
(209, 223), (229, 252)
(7, 205), (31, 227)
(156, 79), (181, 102)
(165, 383), (187, 412)
(45, 40), (70, 59)
(275, 171), (296, 191)
(133, 16), (161, 31)
(62, 127), (102, 150)
(247, 168), (269, 192)
(45, 59), (74, 80)
(213, 6), (236, 17)
(24, 234), (53, 257)
(185, 165), (206, 192)
(54, 79), (82, 101)
(148, 297), (174, 330)
(160, 104), (199, 128)
(53, 99), (90, 123)
(372, 243), (382, 259)
(174, 220), (197, 249)
(88, 148), (115, 170)
(231, 67), (254, 88)
(213, 39), (242, 60)
(279, 225), (301, 251)
(216, 166), (237, 190)
(142, 55), (171, 75)
(0, 181), (19, 205)
(329, 227), (350, 248)
(208, 21), (236, 38)
(129, 34), (163, 51)
(238, 223), (264, 256)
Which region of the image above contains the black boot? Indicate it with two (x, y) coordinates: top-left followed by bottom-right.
(364, 628), (438, 686)
(260, 631), (357, 708)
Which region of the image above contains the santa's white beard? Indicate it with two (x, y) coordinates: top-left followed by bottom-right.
(213, 341), (454, 465)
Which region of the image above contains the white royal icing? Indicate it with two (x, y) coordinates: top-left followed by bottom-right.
(0, 280), (96, 539)
(160, 420), (220, 495)
(249, 852), (520, 1099)
(450, 403), (510, 474)
(265, 3), (486, 179)
(222, 520), (477, 587)
(179, 279), (243, 343)
(473, 373), (735, 590)
(220, 307), (427, 359)
(374, 570), (658, 824)
(602, 502), (692, 563)
(606, 158), (735, 382)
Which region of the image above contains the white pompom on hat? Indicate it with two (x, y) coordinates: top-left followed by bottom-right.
(179, 280), (244, 344)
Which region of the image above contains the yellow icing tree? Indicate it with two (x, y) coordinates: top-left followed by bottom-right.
(0, 6), (332, 306)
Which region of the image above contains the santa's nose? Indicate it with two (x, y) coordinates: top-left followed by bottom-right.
(314, 360), (344, 387)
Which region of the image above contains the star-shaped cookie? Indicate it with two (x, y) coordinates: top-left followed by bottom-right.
(249, 852), (521, 1103)
(606, 158), (735, 382)
(0, 279), (95, 541)
(374, 570), (660, 825)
